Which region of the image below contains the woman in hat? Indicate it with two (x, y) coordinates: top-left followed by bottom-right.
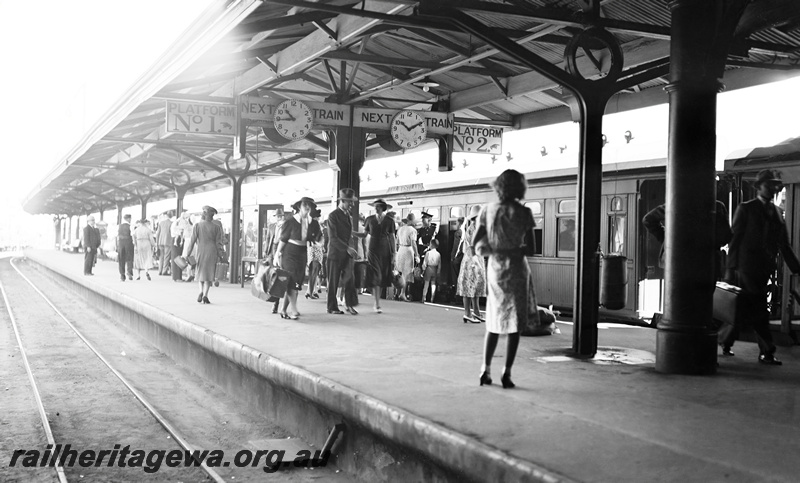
(363, 199), (396, 313)
(274, 197), (316, 319)
(395, 216), (420, 301)
(305, 208), (324, 299)
(183, 206), (224, 304)
(133, 219), (156, 280)
(456, 204), (487, 323)
(472, 169), (538, 389)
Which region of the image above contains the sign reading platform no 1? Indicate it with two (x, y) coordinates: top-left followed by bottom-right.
(166, 101), (236, 134)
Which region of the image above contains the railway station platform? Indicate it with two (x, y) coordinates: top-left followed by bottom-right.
(22, 249), (800, 483)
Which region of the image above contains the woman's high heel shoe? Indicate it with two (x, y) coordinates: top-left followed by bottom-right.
(202, 296), (210, 304)
(146, 272), (151, 281)
(305, 293), (311, 299)
(501, 374), (515, 389)
(479, 372), (492, 386)
(197, 293), (203, 303)
(463, 316), (480, 324)
(473, 313), (485, 322)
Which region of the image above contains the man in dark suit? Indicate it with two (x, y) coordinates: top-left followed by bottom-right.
(326, 188), (359, 315)
(83, 216), (101, 276)
(156, 211), (173, 275)
(727, 169), (800, 365)
(117, 214), (134, 282)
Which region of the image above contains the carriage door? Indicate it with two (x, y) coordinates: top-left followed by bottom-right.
(257, 204), (284, 259)
(638, 179), (666, 315)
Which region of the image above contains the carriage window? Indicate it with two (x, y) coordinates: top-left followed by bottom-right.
(557, 199), (576, 257)
(559, 199), (576, 214)
(527, 201), (544, 256)
(609, 215), (626, 254)
(610, 196), (624, 212)
(423, 207), (440, 221)
(449, 206), (464, 219)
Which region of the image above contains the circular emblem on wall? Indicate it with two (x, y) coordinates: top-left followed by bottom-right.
(274, 99), (314, 140)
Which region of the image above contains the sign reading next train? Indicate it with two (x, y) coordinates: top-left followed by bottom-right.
(453, 124), (503, 155)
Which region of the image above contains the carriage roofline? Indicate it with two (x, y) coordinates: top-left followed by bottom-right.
(359, 157), (667, 200)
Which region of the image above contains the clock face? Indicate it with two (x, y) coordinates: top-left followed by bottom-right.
(391, 110), (427, 150)
(274, 100), (314, 140)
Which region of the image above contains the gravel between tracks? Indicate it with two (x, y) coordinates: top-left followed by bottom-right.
(0, 257), (351, 482)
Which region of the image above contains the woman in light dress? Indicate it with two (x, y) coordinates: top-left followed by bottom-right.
(473, 169), (538, 389)
(133, 219), (156, 280)
(394, 217), (419, 301)
(456, 206), (486, 323)
(305, 208), (324, 300)
(183, 206), (224, 304)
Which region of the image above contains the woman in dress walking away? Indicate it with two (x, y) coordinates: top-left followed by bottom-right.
(394, 217), (419, 301)
(183, 206), (224, 304)
(456, 205), (487, 323)
(274, 197), (316, 319)
(305, 208), (324, 300)
(133, 219), (156, 280)
(363, 199), (396, 313)
(473, 169), (538, 388)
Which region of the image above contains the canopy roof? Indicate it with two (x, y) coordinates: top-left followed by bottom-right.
(25, 0), (800, 215)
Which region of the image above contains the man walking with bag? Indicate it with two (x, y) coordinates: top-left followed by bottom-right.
(727, 169), (800, 365)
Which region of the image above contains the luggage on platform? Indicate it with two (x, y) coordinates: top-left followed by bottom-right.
(713, 281), (744, 343)
(266, 266), (290, 301)
(353, 260), (369, 288)
(215, 262), (229, 281)
(173, 256), (188, 270)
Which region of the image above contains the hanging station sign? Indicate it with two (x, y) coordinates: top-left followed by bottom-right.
(240, 96), (350, 128)
(353, 107), (454, 136)
(453, 123), (504, 154)
(166, 101), (237, 134)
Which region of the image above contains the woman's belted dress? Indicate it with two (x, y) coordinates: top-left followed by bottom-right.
(476, 202), (539, 335)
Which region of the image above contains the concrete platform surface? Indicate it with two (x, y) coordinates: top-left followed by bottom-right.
(24, 250), (800, 482)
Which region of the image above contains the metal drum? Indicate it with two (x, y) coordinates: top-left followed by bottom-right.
(600, 254), (627, 310)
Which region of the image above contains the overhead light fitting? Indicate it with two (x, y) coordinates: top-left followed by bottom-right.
(413, 77), (440, 92)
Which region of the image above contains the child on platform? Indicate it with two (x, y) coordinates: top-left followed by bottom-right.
(421, 239), (441, 303)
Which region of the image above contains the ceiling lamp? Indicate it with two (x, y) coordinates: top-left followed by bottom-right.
(413, 77), (440, 92)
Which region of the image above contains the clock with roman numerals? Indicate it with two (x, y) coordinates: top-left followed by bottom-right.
(274, 99), (313, 140)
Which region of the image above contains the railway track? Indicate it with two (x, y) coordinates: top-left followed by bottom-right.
(0, 256), (350, 482)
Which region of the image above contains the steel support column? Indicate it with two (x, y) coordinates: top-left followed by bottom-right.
(175, 188), (187, 216)
(140, 198), (149, 222)
(230, 176), (245, 284)
(656, 0), (730, 374)
(334, 123), (366, 225)
(116, 205), (123, 226)
(572, 95), (608, 355)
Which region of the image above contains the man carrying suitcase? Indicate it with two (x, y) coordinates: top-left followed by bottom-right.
(727, 169), (800, 365)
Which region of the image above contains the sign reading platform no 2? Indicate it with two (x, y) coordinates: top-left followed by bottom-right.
(453, 124), (503, 155)
(166, 101), (236, 134)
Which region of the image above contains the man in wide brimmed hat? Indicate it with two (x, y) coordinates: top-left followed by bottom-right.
(326, 188), (359, 314)
(727, 168), (800, 365)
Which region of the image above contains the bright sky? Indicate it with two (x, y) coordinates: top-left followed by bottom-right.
(0, 2), (799, 246)
(0, 0), (213, 245)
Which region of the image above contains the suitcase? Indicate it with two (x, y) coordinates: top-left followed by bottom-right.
(215, 262), (229, 281)
(173, 255), (188, 270)
(713, 282), (744, 344)
(266, 267), (291, 302)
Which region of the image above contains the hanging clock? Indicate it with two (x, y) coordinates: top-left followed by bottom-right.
(274, 99), (314, 140)
(390, 110), (427, 150)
